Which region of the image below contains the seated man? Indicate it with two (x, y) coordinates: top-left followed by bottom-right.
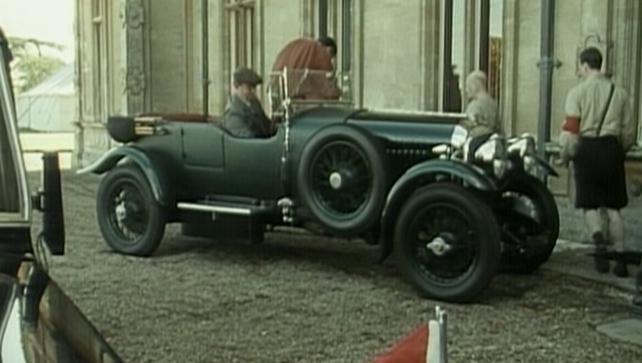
(271, 37), (340, 100)
(460, 70), (501, 138)
(222, 67), (271, 138)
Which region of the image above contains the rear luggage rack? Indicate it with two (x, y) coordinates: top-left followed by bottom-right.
(106, 115), (167, 142)
(133, 116), (164, 136)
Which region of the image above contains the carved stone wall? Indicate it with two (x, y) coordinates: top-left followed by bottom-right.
(502, 0), (641, 140)
(75, 0), (641, 168)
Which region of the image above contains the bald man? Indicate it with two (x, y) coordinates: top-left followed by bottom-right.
(461, 71), (501, 138)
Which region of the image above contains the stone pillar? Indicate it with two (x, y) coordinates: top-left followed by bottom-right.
(361, 0), (441, 111)
(462, 0), (478, 80)
(353, 0), (365, 108)
(421, 0), (442, 111)
(146, 0), (202, 112)
(499, 0), (519, 134)
(207, 0), (227, 116)
(300, 0), (315, 38)
(74, 0), (127, 166)
(611, 0), (642, 142)
(122, 0), (150, 115)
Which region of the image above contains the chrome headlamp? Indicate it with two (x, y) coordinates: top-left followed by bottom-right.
(473, 134), (510, 178)
(474, 134), (505, 163)
(492, 158), (511, 179)
(507, 133), (536, 158)
(450, 125), (469, 149)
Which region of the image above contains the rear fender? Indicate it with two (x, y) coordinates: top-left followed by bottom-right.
(77, 147), (173, 206)
(379, 159), (498, 261)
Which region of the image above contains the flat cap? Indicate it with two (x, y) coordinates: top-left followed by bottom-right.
(233, 67), (263, 86)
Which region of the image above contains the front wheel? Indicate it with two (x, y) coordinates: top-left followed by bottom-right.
(499, 174), (559, 273)
(96, 165), (166, 256)
(394, 184), (500, 303)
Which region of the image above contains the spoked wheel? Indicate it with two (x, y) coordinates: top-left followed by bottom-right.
(500, 174), (559, 273)
(310, 140), (372, 215)
(298, 125), (387, 236)
(97, 165), (166, 256)
(395, 184), (500, 302)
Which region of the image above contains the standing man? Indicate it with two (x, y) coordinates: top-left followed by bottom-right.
(271, 37), (340, 100)
(561, 47), (636, 276)
(222, 67), (271, 138)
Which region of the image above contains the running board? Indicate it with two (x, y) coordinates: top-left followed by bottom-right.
(177, 201), (275, 217)
(178, 202), (251, 216)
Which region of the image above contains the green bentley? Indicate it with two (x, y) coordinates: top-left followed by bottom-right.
(81, 70), (559, 303)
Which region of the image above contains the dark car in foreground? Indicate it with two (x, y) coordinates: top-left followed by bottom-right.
(0, 30), (122, 362)
(83, 69), (559, 302)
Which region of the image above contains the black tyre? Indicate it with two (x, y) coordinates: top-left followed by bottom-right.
(394, 184), (500, 302)
(297, 124), (387, 236)
(499, 174), (559, 273)
(96, 165), (166, 256)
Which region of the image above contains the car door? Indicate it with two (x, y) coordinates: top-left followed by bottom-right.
(219, 127), (285, 199)
(181, 123), (225, 169)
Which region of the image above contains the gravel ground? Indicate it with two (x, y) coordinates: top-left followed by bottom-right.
(557, 194), (642, 251)
(30, 172), (642, 363)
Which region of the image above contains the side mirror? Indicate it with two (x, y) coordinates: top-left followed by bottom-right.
(32, 152), (65, 255)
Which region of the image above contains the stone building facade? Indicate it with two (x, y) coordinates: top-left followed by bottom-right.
(74, 0), (642, 175)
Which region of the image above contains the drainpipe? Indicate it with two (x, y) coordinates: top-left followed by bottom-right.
(202, 0), (209, 117)
(537, 0), (559, 158)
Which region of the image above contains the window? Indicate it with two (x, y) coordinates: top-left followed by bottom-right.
(487, 0), (503, 100)
(443, 0), (503, 112)
(225, 0), (257, 71)
(91, 0), (104, 121)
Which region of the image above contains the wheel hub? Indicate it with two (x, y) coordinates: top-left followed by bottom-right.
(425, 236), (453, 256)
(115, 201), (127, 223)
(329, 171), (343, 190)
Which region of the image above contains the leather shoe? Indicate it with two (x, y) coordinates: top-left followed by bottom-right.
(613, 260), (629, 278)
(592, 232), (609, 273)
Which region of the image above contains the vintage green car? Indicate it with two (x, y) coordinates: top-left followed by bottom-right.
(82, 70), (559, 303)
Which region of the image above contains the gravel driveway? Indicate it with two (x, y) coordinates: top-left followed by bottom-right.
(31, 172), (642, 363)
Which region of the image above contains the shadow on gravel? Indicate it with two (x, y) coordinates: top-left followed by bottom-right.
(152, 229), (405, 284)
(477, 272), (545, 304)
(150, 228), (541, 304)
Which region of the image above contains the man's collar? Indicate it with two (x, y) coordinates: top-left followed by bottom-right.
(231, 93), (251, 107)
(585, 71), (604, 80)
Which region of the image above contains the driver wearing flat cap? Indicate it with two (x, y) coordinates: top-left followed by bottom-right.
(222, 67), (271, 138)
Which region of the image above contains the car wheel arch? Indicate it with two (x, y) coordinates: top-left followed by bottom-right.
(78, 146), (174, 206)
(96, 165), (167, 256)
(379, 160), (498, 262)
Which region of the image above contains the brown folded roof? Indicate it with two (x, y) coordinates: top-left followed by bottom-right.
(272, 38), (333, 71)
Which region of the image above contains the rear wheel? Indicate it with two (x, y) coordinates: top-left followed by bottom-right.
(97, 165), (166, 256)
(395, 184), (500, 302)
(297, 125), (387, 236)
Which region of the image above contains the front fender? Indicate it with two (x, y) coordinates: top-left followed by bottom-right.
(378, 159), (498, 261)
(77, 147), (173, 206)
(532, 155), (559, 177)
